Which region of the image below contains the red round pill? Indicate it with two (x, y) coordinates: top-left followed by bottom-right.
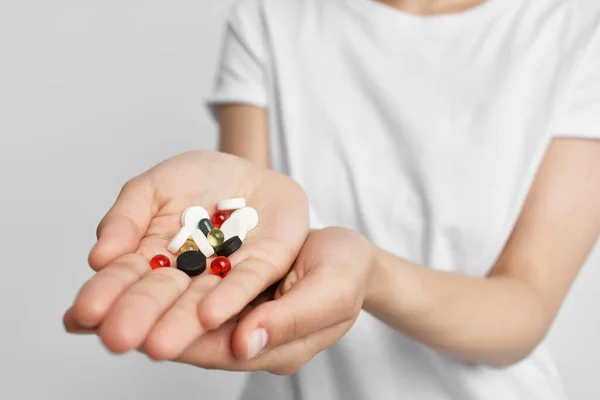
(210, 256), (232, 278)
(150, 254), (171, 270)
(211, 210), (230, 229)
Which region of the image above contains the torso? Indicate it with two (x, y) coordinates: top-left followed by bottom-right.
(235, 0), (600, 398)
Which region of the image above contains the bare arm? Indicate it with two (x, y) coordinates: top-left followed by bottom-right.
(216, 104), (270, 168)
(364, 138), (600, 367)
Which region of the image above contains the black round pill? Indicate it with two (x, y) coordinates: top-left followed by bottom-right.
(198, 218), (214, 236)
(215, 236), (242, 258)
(176, 250), (206, 277)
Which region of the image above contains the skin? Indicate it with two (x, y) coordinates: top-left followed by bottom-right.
(379, 0), (487, 14)
(65, 0), (600, 376)
(64, 151), (311, 363)
(214, 104), (600, 370)
(64, 106), (599, 374)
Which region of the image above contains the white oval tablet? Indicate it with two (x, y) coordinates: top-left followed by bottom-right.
(230, 207), (259, 231)
(220, 217), (247, 242)
(181, 206), (209, 227)
(192, 229), (215, 257)
(217, 198), (246, 211)
(167, 224), (196, 254)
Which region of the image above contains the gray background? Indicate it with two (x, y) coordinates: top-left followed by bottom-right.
(1, 1), (598, 399)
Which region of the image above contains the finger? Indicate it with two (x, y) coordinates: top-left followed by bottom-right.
(250, 280), (280, 305)
(197, 258), (279, 330)
(88, 176), (156, 271)
(236, 305), (255, 322)
(256, 320), (353, 376)
(98, 267), (191, 354)
(176, 318), (352, 376)
(71, 253), (150, 328)
(197, 238), (295, 330)
(143, 274), (221, 361)
(63, 307), (97, 334)
(274, 268), (300, 300)
(174, 320), (239, 370)
(232, 266), (359, 361)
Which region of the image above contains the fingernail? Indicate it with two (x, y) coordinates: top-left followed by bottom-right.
(247, 328), (268, 360)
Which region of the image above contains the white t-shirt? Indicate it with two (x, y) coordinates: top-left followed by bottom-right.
(206, 0), (600, 398)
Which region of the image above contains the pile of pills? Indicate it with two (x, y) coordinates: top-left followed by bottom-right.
(149, 197), (259, 278)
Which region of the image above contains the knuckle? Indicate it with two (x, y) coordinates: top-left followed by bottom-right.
(197, 301), (222, 331)
(244, 242), (271, 263)
(121, 177), (140, 193)
(235, 266), (267, 300)
(120, 175), (151, 200)
(88, 252), (104, 271)
(165, 304), (191, 326)
(189, 274), (220, 291)
(113, 252), (144, 269)
(95, 271), (130, 296)
(151, 269), (189, 292)
(282, 314), (299, 342)
(100, 255), (145, 282)
(128, 289), (162, 310)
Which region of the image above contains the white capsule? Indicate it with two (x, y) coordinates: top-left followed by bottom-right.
(181, 206), (209, 227)
(217, 197), (246, 211)
(220, 217), (247, 242)
(230, 207), (259, 231)
(167, 224), (196, 254)
(192, 229), (215, 257)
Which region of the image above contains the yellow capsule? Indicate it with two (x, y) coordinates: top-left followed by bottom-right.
(177, 238), (199, 255)
(207, 229), (225, 248)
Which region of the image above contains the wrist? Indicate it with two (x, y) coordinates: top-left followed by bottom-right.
(362, 245), (427, 322)
(363, 243), (385, 311)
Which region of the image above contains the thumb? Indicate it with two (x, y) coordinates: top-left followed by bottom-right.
(88, 176), (155, 271)
(231, 265), (360, 361)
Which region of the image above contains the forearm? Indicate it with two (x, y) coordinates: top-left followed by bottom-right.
(216, 104), (270, 169)
(363, 247), (549, 368)
(361, 139), (600, 368)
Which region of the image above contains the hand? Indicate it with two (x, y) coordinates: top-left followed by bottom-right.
(167, 227), (375, 375)
(63, 150), (309, 360)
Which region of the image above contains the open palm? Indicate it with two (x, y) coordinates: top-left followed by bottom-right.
(64, 150), (309, 360)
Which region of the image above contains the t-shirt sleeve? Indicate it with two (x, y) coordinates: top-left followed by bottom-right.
(205, 0), (269, 119)
(548, 27), (600, 140)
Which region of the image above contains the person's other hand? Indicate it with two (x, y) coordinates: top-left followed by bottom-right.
(63, 150), (309, 360)
(168, 227), (375, 375)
